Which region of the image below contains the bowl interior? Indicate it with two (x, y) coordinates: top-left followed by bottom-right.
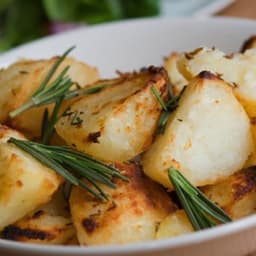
(1, 17), (256, 78)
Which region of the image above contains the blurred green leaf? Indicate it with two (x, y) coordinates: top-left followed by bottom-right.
(0, 0), (160, 51)
(120, 0), (159, 18)
(0, 0), (47, 51)
(0, 0), (13, 12)
(43, 0), (159, 24)
(43, 0), (117, 23)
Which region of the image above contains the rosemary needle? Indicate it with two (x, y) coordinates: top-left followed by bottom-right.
(168, 167), (232, 230)
(157, 86), (187, 133)
(151, 86), (167, 111)
(8, 137), (128, 200)
(9, 46), (111, 119)
(41, 96), (65, 144)
(9, 47), (75, 118)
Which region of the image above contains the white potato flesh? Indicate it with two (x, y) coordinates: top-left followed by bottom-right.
(70, 163), (177, 245)
(2, 187), (75, 244)
(177, 47), (256, 102)
(177, 47), (256, 163)
(156, 210), (193, 239)
(0, 125), (62, 230)
(164, 52), (187, 96)
(142, 72), (253, 189)
(0, 57), (99, 139)
(56, 67), (169, 161)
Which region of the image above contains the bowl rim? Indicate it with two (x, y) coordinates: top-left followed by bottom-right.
(2, 212), (256, 255)
(1, 15), (256, 254)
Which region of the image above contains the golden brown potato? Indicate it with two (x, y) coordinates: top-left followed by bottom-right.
(142, 72), (253, 190)
(0, 56), (99, 139)
(202, 167), (256, 220)
(2, 188), (75, 245)
(0, 60), (42, 123)
(177, 47), (256, 155)
(164, 52), (187, 96)
(56, 67), (169, 162)
(0, 125), (62, 230)
(155, 210), (193, 239)
(70, 162), (176, 245)
(241, 35), (256, 52)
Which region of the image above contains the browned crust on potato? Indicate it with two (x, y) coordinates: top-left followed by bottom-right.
(184, 48), (204, 60)
(198, 71), (220, 80)
(71, 163), (177, 240)
(241, 35), (256, 53)
(82, 163), (176, 235)
(87, 131), (101, 143)
(202, 167), (256, 219)
(232, 168), (256, 200)
(82, 218), (99, 234)
(2, 225), (55, 241)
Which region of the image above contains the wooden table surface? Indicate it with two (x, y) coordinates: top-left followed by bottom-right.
(217, 0), (256, 19)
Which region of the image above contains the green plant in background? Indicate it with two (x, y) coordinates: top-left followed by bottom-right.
(0, 0), (47, 51)
(0, 0), (159, 52)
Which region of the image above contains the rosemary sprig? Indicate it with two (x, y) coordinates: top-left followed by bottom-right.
(9, 47), (75, 118)
(41, 96), (65, 144)
(151, 86), (168, 111)
(64, 83), (111, 100)
(157, 86), (187, 133)
(8, 137), (128, 200)
(40, 83), (112, 143)
(168, 167), (232, 230)
(9, 45), (111, 143)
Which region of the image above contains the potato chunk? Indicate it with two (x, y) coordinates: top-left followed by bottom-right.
(164, 52), (187, 96)
(142, 72), (253, 189)
(177, 47), (256, 145)
(2, 188), (75, 245)
(0, 60), (42, 123)
(0, 125), (61, 230)
(70, 163), (176, 245)
(0, 57), (99, 139)
(56, 67), (169, 161)
(156, 210), (193, 239)
(177, 47), (256, 106)
(202, 167), (256, 220)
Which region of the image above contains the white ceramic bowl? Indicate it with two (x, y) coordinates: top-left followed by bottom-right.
(1, 17), (256, 256)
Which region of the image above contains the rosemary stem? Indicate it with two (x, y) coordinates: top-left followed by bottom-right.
(42, 96), (64, 144)
(9, 100), (34, 118)
(168, 167), (232, 230)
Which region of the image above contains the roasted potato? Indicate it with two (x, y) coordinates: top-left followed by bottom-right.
(202, 167), (256, 220)
(0, 60), (42, 123)
(0, 56), (99, 139)
(155, 210), (193, 239)
(164, 52), (187, 96)
(241, 35), (256, 52)
(56, 67), (169, 161)
(70, 162), (176, 245)
(142, 72), (253, 189)
(177, 47), (256, 147)
(177, 47), (240, 83)
(0, 125), (62, 230)
(2, 188), (75, 245)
